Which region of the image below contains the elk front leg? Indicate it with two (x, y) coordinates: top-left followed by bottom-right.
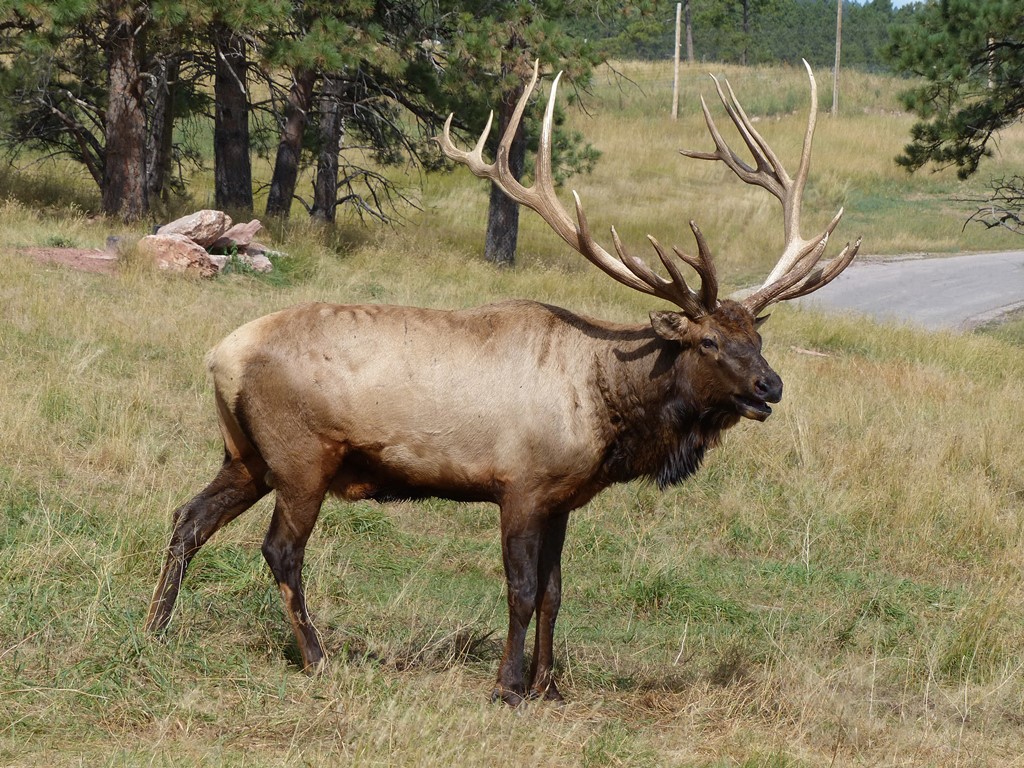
(493, 509), (542, 706)
(261, 482), (330, 672)
(528, 512), (569, 702)
(146, 456), (270, 633)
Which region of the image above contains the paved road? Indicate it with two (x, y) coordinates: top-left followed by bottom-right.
(798, 250), (1024, 331)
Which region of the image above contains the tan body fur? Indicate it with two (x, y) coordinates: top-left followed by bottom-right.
(213, 300), (610, 509)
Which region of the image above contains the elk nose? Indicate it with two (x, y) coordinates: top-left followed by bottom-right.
(754, 373), (783, 403)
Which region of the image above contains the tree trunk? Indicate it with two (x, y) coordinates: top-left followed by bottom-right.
(103, 3), (148, 221)
(213, 22), (253, 212)
(145, 54), (179, 205)
(265, 67), (317, 218)
(484, 85), (526, 266)
(311, 73), (346, 223)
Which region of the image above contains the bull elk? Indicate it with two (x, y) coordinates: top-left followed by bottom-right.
(146, 61), (860, 705)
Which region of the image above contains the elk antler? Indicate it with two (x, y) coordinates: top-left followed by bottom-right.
(680, 60), (861, 316)
(437, 61), (719, 319)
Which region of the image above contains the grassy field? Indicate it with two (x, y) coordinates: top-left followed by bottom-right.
(3, 61), (1024, 766)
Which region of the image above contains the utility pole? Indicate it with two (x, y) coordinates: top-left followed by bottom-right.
(832, 0), (843, 115)
(672, 2), (681, 120)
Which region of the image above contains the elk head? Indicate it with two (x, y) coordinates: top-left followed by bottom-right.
(437, 61), (860, 424)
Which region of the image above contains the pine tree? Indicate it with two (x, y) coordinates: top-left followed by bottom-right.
(0, 0), (156, 219)
(435, 0), (603, 266)
(889, 0), (1024, 230)
(0, 0), (217, 220)
(261, 0), (386, 218)
(890, 0), (1024, 179)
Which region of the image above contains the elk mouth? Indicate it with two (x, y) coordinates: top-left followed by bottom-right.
(734, 396), (773, 421)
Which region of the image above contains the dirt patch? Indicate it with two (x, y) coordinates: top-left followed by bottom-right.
(19, 247), (118, 275)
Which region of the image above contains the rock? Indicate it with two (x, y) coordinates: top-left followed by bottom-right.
(137, 233), (219, 278)
(210, 219), (263, 251)
(157, 210), (232, 247)
(240, 253), (273, 273)
(136, 212), (278, 278)
(243, 241), (269, 255)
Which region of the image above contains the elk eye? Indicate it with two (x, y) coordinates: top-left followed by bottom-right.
(700, 337), (718, 351)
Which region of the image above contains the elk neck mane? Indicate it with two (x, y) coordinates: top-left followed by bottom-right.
(591, 327), (742, 490)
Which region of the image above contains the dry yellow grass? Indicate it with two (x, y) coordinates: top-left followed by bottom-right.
(3, 62), (1024, 767)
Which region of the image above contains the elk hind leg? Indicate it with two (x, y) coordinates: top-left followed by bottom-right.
(146, 454), (270, 633)
(261, 479), (332, 673)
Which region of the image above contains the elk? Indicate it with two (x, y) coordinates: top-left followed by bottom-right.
(146, 61), (860, 705)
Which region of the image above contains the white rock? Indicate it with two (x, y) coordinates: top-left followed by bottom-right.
(241, 253), (274, 273)
(157, 210), (232, 247)
(211, 219), (263, 250)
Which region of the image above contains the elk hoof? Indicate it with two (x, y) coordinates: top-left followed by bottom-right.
(490, 685), (526, 707)
(300, 650), (328, 676)
(529, 682), (565, 705)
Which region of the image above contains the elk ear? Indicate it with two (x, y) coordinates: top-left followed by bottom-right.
(650, 311), (698, 343)
(754, 314), (771, 329)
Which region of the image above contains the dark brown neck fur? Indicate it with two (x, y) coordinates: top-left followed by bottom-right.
(594, 334), (741, 489)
